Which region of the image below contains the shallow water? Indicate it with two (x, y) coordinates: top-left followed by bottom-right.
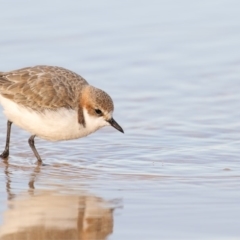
(0, 0), (240, 239)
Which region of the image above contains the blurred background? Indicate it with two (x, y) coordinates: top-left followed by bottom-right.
(0, 0), (240, 239)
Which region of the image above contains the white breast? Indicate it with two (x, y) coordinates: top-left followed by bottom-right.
(0, 96), (108, 141)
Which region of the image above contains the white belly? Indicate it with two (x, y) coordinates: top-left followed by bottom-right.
(0, 96), (100, 141)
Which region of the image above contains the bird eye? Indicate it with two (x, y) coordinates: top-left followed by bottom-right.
(95, 109), (102, 115)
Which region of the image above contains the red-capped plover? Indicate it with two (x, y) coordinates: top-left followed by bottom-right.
(0, 65), (124, 163)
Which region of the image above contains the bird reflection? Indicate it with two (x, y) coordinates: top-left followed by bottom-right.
(0, 160), (118, 240)
(3, 158), (15, 200)
(28, 163), (41, 193)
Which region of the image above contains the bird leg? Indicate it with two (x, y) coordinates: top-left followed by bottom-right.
(28, 135), (42, 163)
(0, 121), (12, 158)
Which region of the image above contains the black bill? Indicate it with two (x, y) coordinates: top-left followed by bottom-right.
(108, 118), (124, 133)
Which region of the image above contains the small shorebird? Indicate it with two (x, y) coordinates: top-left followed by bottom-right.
(0, 65), (124, 163)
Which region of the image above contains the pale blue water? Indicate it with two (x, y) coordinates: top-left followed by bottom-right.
(0, 0), (240, 239)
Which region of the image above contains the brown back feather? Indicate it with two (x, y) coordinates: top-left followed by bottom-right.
(0, 65), (88, 112)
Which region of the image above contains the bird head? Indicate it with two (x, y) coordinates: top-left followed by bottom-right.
(79, 85), (124, 134)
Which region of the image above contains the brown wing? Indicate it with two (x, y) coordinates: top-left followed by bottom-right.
(0, 65), (88, 111)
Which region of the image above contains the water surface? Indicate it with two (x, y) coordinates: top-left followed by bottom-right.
(0, 0), (240, 239)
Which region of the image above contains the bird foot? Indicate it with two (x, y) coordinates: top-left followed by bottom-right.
(0, 150), (9, 159)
